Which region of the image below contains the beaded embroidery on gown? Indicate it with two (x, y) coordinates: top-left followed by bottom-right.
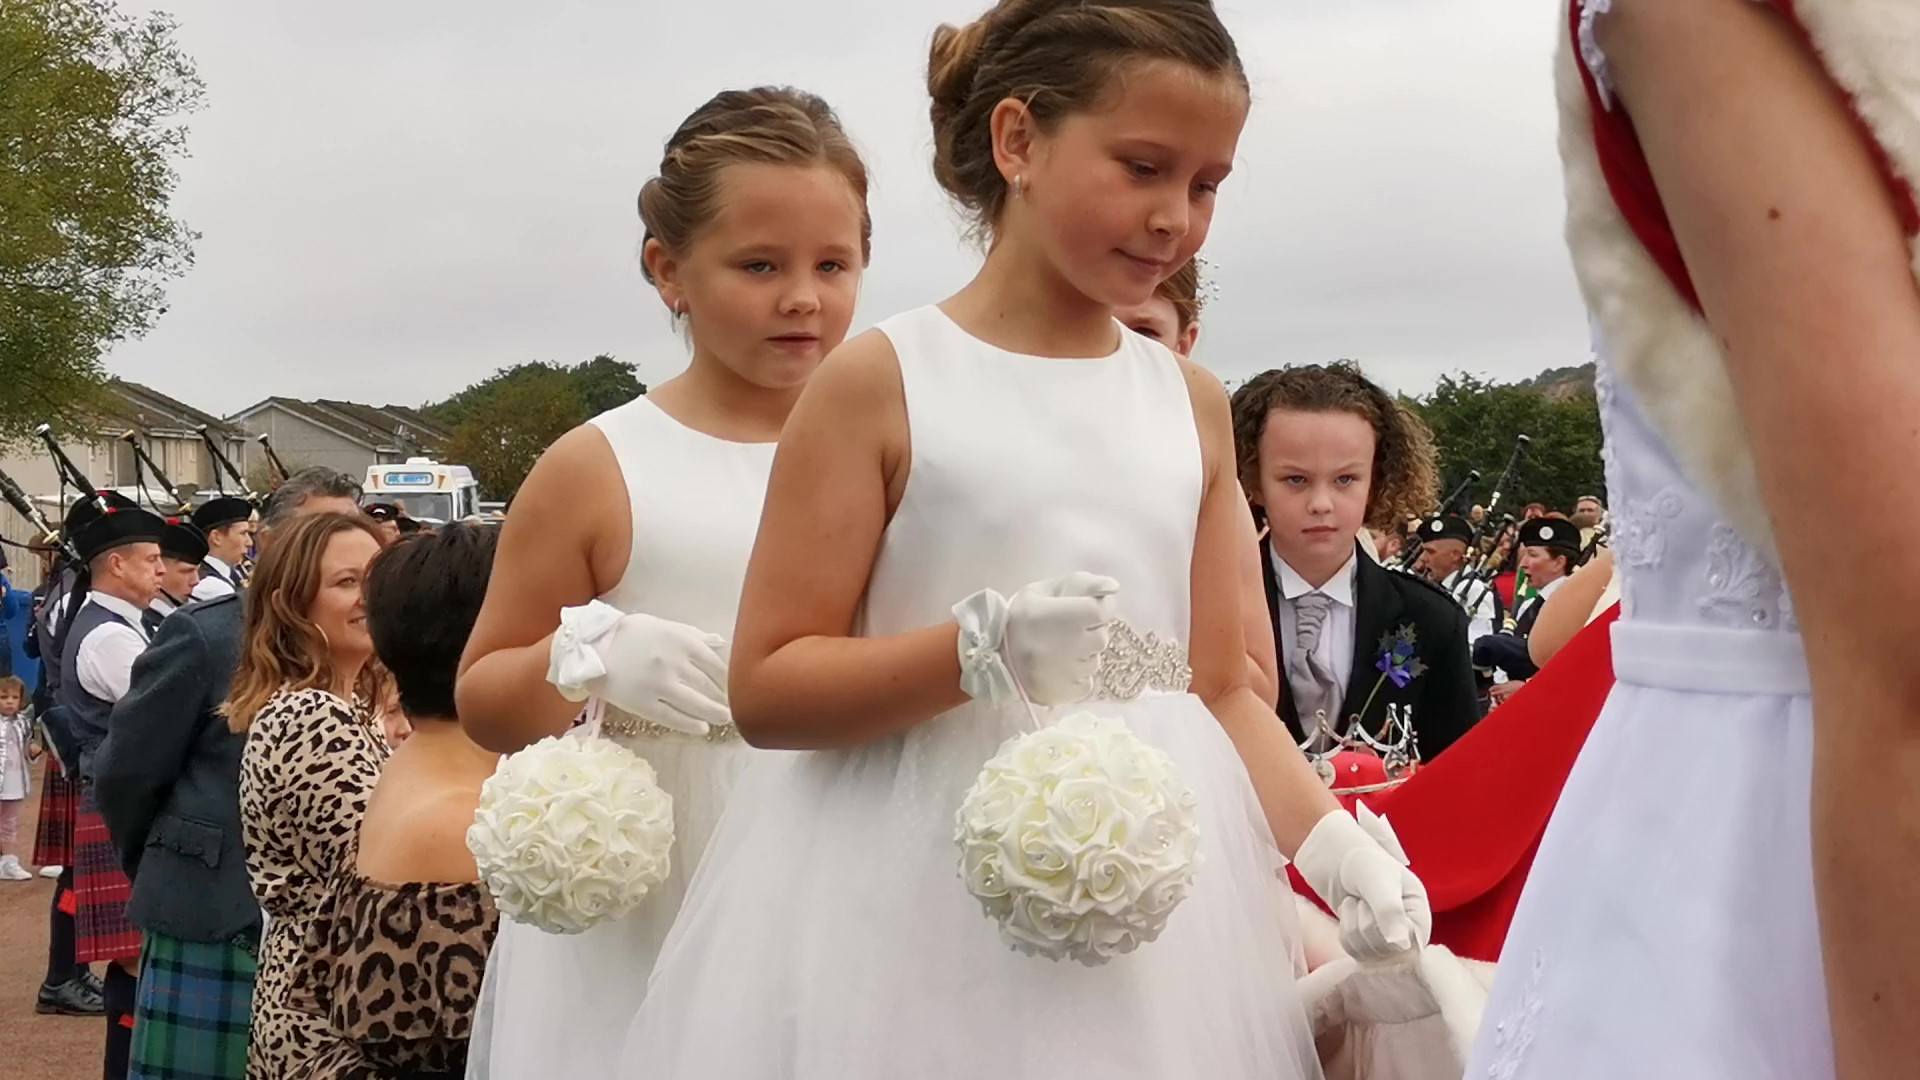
(464, 396), (773, 1079)
(618, 306), (1323, 1079)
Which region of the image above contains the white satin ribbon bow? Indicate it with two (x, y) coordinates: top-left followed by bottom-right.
(547, 599), (624, 701)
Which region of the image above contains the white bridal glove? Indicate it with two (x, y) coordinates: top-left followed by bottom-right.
(953, 572), (1120, 706)
(1292, 805), (1432, 964)
(546, 599), (731, 736)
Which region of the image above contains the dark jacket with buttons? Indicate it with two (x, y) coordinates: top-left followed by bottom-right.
(1264, 541), (1481, 763)
(93, 593), (258, 945)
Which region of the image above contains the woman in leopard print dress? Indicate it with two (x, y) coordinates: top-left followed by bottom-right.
(230, 513), (389, 1078)
(288, 524), (502, 1078)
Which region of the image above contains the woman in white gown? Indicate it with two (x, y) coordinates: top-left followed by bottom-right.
(622, 2), (1431, 1076)
(1468, 2), (1920, 1077)
(454, 87), (873, 1077)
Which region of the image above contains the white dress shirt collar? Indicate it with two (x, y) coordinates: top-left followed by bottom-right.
(88, 591), (150, 637)
(1271, 545), (1358, 609)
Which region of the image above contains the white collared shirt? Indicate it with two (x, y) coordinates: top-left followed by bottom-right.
(1519, 573), (1571, 625)
(192, 555), (237, 602)
(150, 595), (179, 620)
(74, 592), (151, 704)
(1271, 546), (1358, 722)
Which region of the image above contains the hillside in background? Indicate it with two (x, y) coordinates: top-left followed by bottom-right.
(1516, 361), (1597, 401)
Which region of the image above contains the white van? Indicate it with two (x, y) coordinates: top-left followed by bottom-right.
(362, 457), (481, 524)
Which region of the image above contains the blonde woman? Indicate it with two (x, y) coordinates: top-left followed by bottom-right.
(229, 513), (387, 1078)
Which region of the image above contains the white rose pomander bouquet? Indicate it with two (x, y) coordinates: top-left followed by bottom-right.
(955, 712), (1201, 965)
(950, 574), (1202, 966)
(467, 728), (675, 934)
(466, 598), (723, 934)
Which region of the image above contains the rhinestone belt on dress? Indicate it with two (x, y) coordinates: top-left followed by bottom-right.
(599, 711), (743, 743)
(1091, 620), (1192, 700)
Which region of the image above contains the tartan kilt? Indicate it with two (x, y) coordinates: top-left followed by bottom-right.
(131, 932), (256, 1080)
(31, 764), (78, 868)
(73, 785), (142, 964)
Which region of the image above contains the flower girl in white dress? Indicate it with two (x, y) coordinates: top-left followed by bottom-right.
(453, 87), (872, 1078)
(621, 3), (1431, 1076)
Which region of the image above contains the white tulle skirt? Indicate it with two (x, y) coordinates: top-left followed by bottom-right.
(465, 732), (757, 1079)
(620, 692), (1323, 1079)
(1465, 623), (1833, 1079)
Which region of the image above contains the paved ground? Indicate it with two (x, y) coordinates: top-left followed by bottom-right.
(2, 760), (102, 1078)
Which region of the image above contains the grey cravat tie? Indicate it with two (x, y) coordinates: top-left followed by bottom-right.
(1289, 592), (1341, 748)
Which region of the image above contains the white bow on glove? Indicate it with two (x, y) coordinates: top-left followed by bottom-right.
(546, 600), (731, 737)
(953, 572), (1120, 706)
(1292, 804), (1433, 964)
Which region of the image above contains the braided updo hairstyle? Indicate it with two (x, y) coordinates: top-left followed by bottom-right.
(926, 1), (1245, 237)
(638, 86), (872, 283)
(1230, 362), (1440, 532)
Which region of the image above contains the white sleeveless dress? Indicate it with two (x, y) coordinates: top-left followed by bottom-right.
(466, 395), (773, 1079)
(619, 305), (1322, 1079)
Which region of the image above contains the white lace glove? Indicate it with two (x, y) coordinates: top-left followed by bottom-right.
(1292, 805), (1432, 964)
(546, 600), (730, 737)
(953, 572), (1119, 706)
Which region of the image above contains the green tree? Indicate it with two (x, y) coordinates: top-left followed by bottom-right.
(442, 369), (587, 500)
(1408, 372), (1605, 518)
(426, 354), (644, 499)
(0, 1), (203, 442)
(572, 353), (644, 415)
(426, 355), (642, 431)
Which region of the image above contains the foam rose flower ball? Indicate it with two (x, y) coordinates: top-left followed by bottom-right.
(955, 712), (1201, 966)
(467, 733), (674, 935)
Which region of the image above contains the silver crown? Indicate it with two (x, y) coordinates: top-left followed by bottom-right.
(1298, 704), (1419, 793)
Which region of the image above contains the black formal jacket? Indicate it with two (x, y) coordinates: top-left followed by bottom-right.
(1263, 541), (1480, 762)
(1471, 588), (1549, 682)
(92, 593), (259, 946)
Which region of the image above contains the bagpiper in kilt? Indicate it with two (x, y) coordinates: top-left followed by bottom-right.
(93, 588), (260, 1080)
(59, 498), (169, 1078)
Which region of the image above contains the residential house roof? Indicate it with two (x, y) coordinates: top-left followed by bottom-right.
(94, 379), (243, 440)
(228, 397), (449, 454)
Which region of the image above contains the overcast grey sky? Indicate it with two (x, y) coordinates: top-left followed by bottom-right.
(113, 0), (1591, 417)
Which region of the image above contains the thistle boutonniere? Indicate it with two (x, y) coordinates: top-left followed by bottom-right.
(1351, 624), (1426, 725)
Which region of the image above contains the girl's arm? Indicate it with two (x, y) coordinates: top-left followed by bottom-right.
(1179, 359), (1338, 855)
(1235, 500), (1281, 709)
(455, 425), (629, 753)
(1602, 2), (1920, 1072)
(727, 331), (970, 749)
